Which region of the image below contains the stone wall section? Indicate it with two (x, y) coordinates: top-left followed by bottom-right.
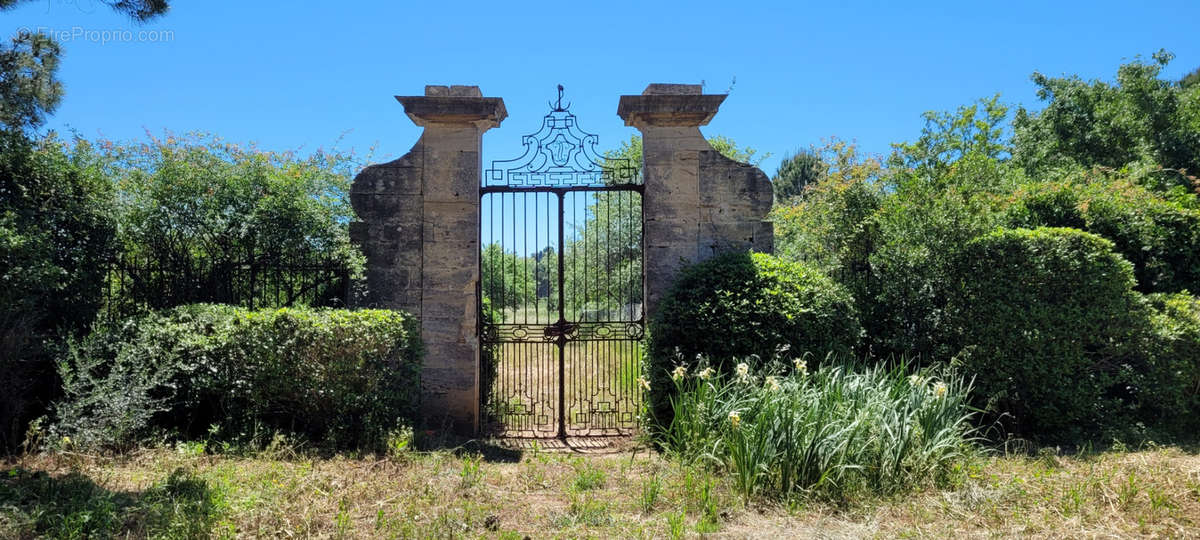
(618, 84), (773, 319)
(349, 85), (505, 435)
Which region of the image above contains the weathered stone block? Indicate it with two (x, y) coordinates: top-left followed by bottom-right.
(618, 84), (773, 319)
(349, 86), (502, 437)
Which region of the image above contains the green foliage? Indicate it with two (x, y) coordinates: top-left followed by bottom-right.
(0, 131), (115, 451)
(774, 136), (1010, 359)
(51, 305), (422, 451)
(889, 94), (1011, 187)
(646, 252), (862, 429)
(1002, 176), (1200, 293)
(0, 466), (218, 539)
(706, 135), (769, 166)
(771, 139), (887, 273)
(563, 190), (642, 314)
(0, 0), (169, 21)
(1182, 66), (1200, 89)
(100, 132), (363, 311)
(1012, 50), (1200, 193)
(1140, 292), (1200, 435)
(661, 359), (977, 500)
(479, 296), (501, 421)
(946, 228), (1147, 442)
(481, 243), (536, 313)
(772, 148), (827, 201)
(603, 133), (765, 169)
(863, 185), (1002, 359)
(0, 132), (115, 332)
(0, 31), (62, 134)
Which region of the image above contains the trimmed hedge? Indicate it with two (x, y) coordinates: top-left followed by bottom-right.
(1003, 179), (1200, 294)
(946, 227), (1148, 442)
(646, 252), (862, 430)
(1141, 292), (1200, 435)
(51, 305), (421, 450)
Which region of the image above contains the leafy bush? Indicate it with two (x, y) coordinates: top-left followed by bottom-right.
(1003, 177), (1200, 294)
(660, 359), (977, 500)
(98, 132), (363, 312)
(0, 131), (115, 451)
(772, 138), (1016, 360)
(862, 185), (1000, 359)
(51, 305), (421, 451)
(1139, 292), (1200, 435)
(646, 252), (861, 429)
(1012, 49), (1200, 194)
(946, 227), (1148, 442)
(479, 296), (500, 422)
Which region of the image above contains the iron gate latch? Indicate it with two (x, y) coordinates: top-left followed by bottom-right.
(543, 320), (578, 342)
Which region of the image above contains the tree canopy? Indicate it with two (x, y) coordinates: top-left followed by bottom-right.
(1013, 49), (1200, 193)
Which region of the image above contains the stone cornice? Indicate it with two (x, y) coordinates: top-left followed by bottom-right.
(395, 87), (507, 128)
(617, 87), (726, 128)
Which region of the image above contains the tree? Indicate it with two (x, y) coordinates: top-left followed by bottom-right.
(1012, 49), (1200, 193)
(102, 132), (363, 310)
(481, 242), (535, 316)
(1180, 66), (1200, 89)
(0, 0), (169, 133)
(889, 93), (1012, 191)
(0, 32), (62, 134)
(0, 0), (168, 21)
(1, 131), (116, 450)
(773, 148), (827, 201)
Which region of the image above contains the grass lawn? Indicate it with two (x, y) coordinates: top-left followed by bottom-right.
(2, 442), (1198, 538)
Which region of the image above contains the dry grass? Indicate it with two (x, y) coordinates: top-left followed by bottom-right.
(3, 443), (1199, 538)
(489, 340), (642, 437)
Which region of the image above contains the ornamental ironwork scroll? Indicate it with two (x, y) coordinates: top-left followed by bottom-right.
(484, 85), (639, 188)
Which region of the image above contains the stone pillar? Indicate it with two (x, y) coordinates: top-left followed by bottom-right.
(617, 84), (773, 320)
(350, 85), (506, 435)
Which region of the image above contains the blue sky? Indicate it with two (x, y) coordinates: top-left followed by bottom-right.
(5, 0), (1200, 177)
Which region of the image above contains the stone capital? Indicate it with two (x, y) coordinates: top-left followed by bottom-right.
(617, 83), (726, 128)
(395, 85), (507, 129)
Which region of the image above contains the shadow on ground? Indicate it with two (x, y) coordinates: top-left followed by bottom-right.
(0, 466), (218, 538)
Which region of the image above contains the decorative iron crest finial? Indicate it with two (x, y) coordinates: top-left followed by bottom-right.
(550, 84), (570, 112)
(484, 88), (639, 188)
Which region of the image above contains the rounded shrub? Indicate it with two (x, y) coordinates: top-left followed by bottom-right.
(1003, 179), (1200, 294)
(946, 227), (1146, 442)
(646, 252), (862, 429)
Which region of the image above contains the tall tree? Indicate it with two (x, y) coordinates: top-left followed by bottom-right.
(0, 0), (170, 133)
(889, 93), (1011, 187)
(1180, 66), (1200, 89)
(773, 149), (827, 201)
(1013, 49), (1200, 193)
(0, 31), (62, 134)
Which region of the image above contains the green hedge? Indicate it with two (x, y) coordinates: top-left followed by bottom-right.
(646, 252), (862, 430)
(1140, 292), (1200, 435)
(946, 227), (1150, 442)
(51, 305), (421, 450)
(1003, 179), (1200, 294)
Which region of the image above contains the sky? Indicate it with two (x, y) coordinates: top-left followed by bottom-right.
(5, 0), (1200, 178)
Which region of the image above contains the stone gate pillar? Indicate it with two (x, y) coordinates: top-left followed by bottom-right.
(617, 84), (774, 320)
(349, 85), (506, 435)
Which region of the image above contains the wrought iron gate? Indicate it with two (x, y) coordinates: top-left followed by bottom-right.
(480, 88), (644, 438)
